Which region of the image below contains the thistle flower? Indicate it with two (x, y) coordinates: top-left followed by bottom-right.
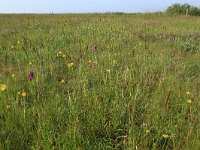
(28, 71), (34, 80)
(93, 46), (97, 53)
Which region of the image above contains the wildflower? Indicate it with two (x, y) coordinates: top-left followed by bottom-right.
(106, 69), (111, 73)
(93, 46), (97, 53)
(67, 62), (74, 68)
(61, 79), (65, 84)
(62, 54), (66, 58)
(0, 84), (7, 91)
(29, 62), (32, 65)
(146, 130), (150, 134)
(6, 105), (11, 109)
(58, 51), (62, 55)
(186, 91), (190, 95)
(187, 99), (192, 104)
(162, 134), (169, 139)
(21, 91), (27, 97)
(11, 45), (14, 48)
(12, 74), (15, 78)
(88, 60), (92, 64)
(17, 41), (20, 44)
(28, 71), (34, 80)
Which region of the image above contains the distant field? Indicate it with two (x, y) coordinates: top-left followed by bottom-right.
(0, 13), (200, 150)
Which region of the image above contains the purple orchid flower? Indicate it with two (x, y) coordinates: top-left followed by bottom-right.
(28, 71), (34, 80)
(93, 46), (97, 53)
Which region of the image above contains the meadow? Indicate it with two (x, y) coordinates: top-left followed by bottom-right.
(0, 13), (200, 149)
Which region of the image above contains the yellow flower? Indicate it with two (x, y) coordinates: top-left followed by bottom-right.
(21, 91), (27, 97)
(61, 79), (65, 84)
(58, 51), (62, 55)
(6, 105), (11, 109)
(106, 69), (111, 73)
(146, 130), (150, 134)
(62, 54), (66, 58)
(186, 91), (190, 95)
(11, 45), (14, 48)
(29, 62), (32, 65)
(0, 84), (7, 91)
(88, 60), (92, 64)
(162, 134), (169, 139)
(12, 74), (15, 78)
(67, 62), (74, 68)
(187, 99), (192, 104)
(17, 41), (20, 44)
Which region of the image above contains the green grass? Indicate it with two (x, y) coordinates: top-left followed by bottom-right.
(0, 13), (200, 150)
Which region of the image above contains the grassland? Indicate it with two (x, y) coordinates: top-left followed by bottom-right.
(0, 13), (200, 150)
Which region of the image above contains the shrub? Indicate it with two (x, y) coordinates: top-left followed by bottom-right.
(166, 3), (200, 16)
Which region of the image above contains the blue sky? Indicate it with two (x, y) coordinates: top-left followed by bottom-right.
(0, 0), (200, 13)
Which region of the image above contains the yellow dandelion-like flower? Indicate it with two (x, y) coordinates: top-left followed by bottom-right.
(29, 62), (32, 65)
(17, 41), (20, 44)
(186, 91), (190, 95)
(12, 74), (15, 78)
(11, 45), (14, 48)
(62, 55), (66, 58)
(6, 105), (12, 109)
(162, 134), (169, 139)
(0, 84), (7, 91)
(106, 69), (111, 73)
(61, 79), (65, 84)
(58, 51), (62, 55)
(187, 99), (192, 104)
(67, 62), (74, 68)
(146, 130), (150, 134)
(21, 91), (27, 97)
(88, 60), (92, 64)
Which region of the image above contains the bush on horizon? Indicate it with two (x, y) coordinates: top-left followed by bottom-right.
(166, 3), (200, 16)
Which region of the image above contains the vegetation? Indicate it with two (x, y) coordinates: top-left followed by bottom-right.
(166, 3), (200, 16)
(0, 13), (200, 149)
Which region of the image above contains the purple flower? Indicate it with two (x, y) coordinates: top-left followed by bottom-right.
(93, 46), (97, 53)
(28, 71), (34, 80)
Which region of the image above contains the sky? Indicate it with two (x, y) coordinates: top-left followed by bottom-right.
(0, 0), (200, 13)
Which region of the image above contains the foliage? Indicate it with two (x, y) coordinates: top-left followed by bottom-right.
(166, 3), (200, 16)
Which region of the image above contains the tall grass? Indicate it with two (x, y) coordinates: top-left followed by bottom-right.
(0, 14), (200, 149)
